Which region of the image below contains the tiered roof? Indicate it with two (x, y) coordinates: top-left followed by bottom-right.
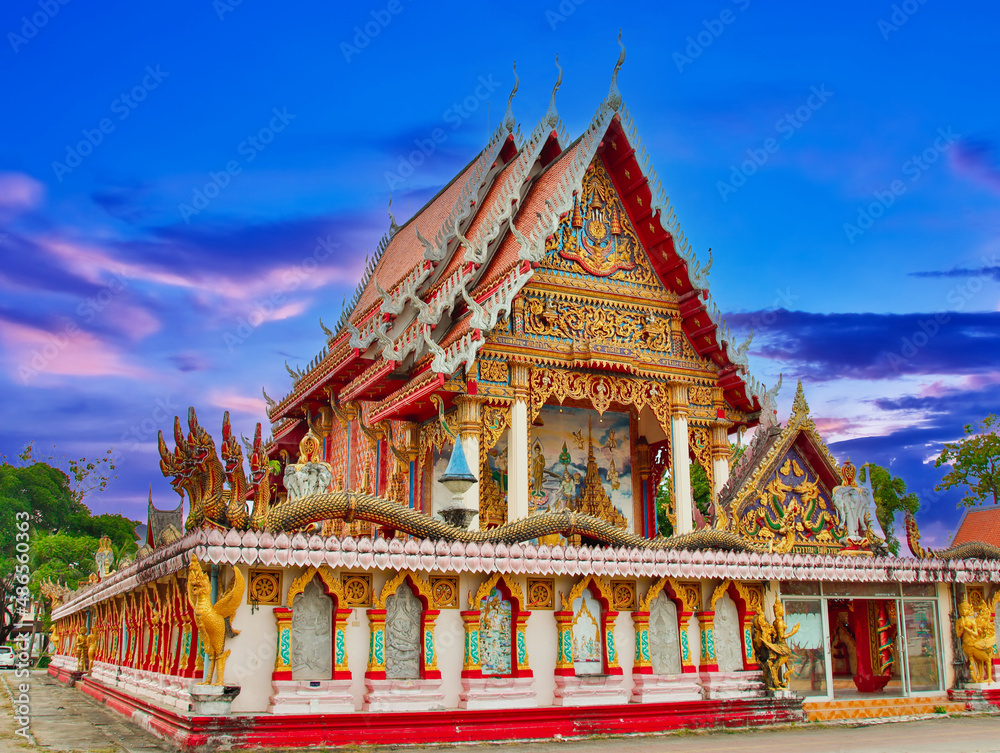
(266, 48), (774, 454)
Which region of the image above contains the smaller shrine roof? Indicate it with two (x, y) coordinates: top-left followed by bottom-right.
(952, 505), (1000, 548)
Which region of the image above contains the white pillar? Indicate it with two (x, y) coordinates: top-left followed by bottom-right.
(670, 383), (694, 535)
(712, 425), (731, 496)
(456, 395), (482, 530)
(509, 399), (529, 522)
(509, 363), (530, 523)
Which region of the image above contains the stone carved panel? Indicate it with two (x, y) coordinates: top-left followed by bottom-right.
(385, 583), (421, 679)
(291, 579), (333, 681)
(714, 592), (742, 672)
(649, 593), (681, 676)
(480, 587), (512, 676)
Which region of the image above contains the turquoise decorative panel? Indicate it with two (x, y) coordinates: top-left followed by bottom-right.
(424, 630), (435, 665)
(279, 628), (290, 665)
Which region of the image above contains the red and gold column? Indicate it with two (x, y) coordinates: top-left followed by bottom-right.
(699, 610), (719, 672)
(334, 608), (352, 679)
(602, 610), (623, 675)
(272, 606), (293, 681)
(741, 609), (760, 670)
(514, 612), (532, 677)
(633, 611), (652, 674)
(460, 610), (481, 678)
(366, 608), (387, 678)
(554, 610), (574, 676)
(422, 609), (441, 680)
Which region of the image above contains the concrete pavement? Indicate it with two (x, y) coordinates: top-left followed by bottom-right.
(1, 670), (998, 752)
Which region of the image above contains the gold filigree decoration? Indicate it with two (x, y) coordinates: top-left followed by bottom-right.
(479, 403), (511, 529)
(690, 426), (714, 496)
(611, 579), (637, 611)
(478, 359), (509, 383)
(542, 159), (659, 287)
(374, 570), (434, 609)
(343, 573), (373, 608)
(524, 294), (674, 353)
(638, 577), (698, 613)
(247, 569), (282, 606)
(688, 385), (712, 406)
(473, 573), (525, 610)
(527, 578), (555, 609)
(286, 565), (344, 607)
(431, 575), (459, 609)
(566, 574), (614, 607)
(527, 367), (673, 436)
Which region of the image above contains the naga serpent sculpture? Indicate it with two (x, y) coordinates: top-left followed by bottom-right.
(264, 489), (775, 552)
(905, 512), (1000, 561)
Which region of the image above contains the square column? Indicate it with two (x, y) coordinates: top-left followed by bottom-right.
(670, 383), (694, 534)
(509, 363), (530, 523)
(456, 395), (482, 524)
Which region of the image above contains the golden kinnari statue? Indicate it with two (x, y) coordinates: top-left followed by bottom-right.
(186, 554), (245, 686)
(955, 596), (996, 684)
(752, 598), (800, 690)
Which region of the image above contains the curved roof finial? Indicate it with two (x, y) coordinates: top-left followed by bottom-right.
(503, 62), (519, 132)
(607, 30), (626, 111)
(388, 195), (400, 236)
(545, 54), (563, 128)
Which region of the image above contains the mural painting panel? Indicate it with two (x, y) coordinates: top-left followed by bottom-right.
(480, 588), (512, 676)
(486, 405), (633, 532)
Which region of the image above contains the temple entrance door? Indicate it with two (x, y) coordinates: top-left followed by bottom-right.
(829, 598), (905, 698)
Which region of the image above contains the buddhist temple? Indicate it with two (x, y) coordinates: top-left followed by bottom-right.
(45, 48), (1000, 747)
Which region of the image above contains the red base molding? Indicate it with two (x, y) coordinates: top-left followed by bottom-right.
(48, 665), (82, 685)
(64, 674), (805, 749)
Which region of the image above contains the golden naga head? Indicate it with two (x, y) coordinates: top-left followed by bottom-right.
(840, 459), (857, 486)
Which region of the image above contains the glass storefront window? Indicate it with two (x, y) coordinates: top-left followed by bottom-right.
(784, 599), (827, 697)
(823, 582), (901, 598)
(781, 581), (820, 596)
(902, 583), (936, 597)
(903, 600), (941, 692)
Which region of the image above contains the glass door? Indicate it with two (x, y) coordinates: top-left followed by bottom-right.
(783, 598), (831, 699)
(901, 600), (943, 693)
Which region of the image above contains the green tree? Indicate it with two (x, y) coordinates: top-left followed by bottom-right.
(858, 463), (919, 555)
(0, 451), (137, 646)
(934, 415), (1000, 507)
(654, 461), (713, 537)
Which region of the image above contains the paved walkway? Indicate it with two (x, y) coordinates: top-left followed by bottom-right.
(1, 670), (998, 752)
(0, 671), (168, 753)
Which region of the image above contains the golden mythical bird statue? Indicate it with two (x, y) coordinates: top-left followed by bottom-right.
(186, 555), (244, 686)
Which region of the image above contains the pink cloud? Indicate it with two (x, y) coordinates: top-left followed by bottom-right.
(208, 389), (266, 416)
(0, 319), (150, 383)
(813, 416), (854, 439)
(0, 172), (45, 216)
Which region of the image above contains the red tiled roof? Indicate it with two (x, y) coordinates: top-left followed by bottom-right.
(473, 141), (582, 296)
(952, 506), (1000, 547)
(350, 154), (487, 323)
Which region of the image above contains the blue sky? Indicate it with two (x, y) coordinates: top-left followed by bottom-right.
(1, 0), (997, 546)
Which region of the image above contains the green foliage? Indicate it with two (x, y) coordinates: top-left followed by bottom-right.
(30, 532), (99, 591)
(0, 450), (137, 644)
(654, 461), (713, 537)
(934, 414), (1000, 507)
(859, 463), (919, 555)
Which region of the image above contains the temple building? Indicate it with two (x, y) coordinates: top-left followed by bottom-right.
(45, 52), (1000, 748)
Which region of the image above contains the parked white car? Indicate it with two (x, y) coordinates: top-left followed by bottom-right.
(0, 646), (15, 670)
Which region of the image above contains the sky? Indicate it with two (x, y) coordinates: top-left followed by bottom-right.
(0, 0), (997, 547)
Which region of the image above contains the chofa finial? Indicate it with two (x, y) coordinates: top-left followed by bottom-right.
(545, 54), (563, 128)
(503, 62), (519, 133)
(388, 196), (400, 237)
(607, 30), (626, 110)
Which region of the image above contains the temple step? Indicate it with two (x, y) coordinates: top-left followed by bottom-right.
(803, 696), (966, 722)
